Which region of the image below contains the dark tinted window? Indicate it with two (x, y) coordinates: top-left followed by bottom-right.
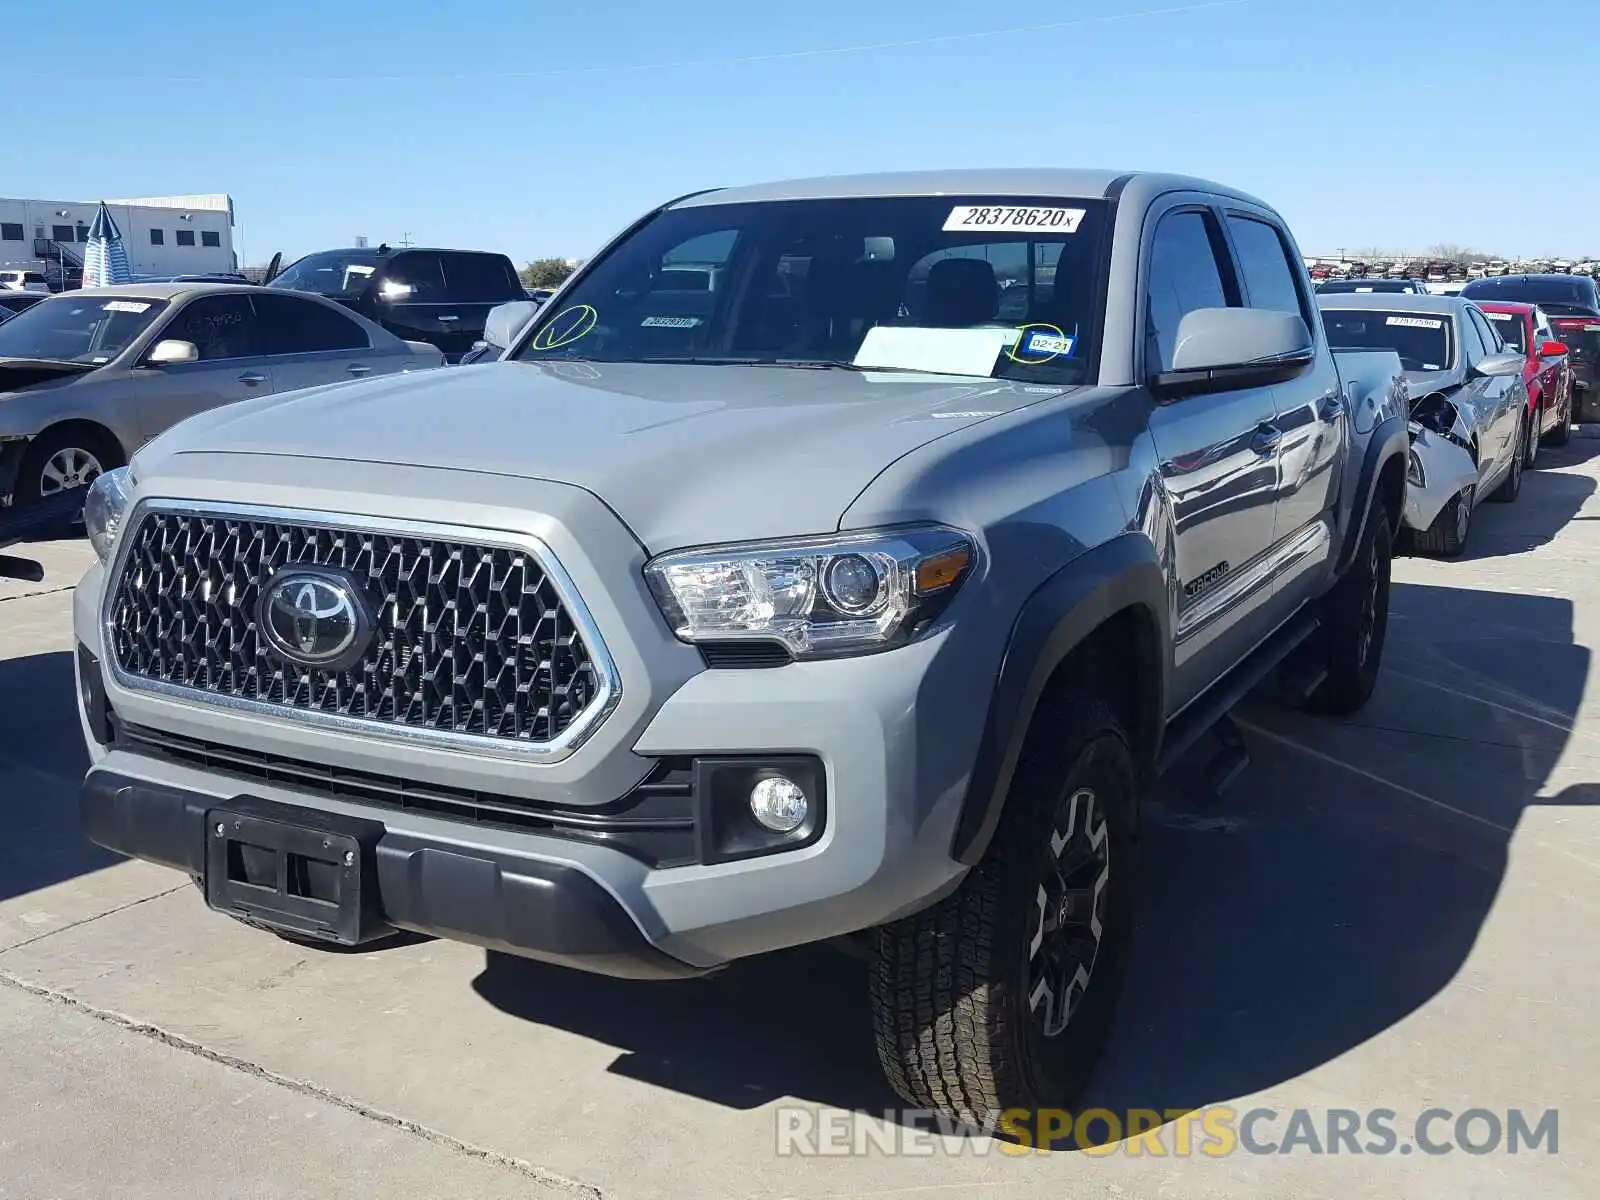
(164, 294), (260, 360)
(1462, 275), (1600, 314)
(1469, 308), (1502, 353)
(381, 252), (447, 300)
(201, 231), (220, 248)
(0, 223), (22, 241)
(1482, 309), (1527, 353)
(1321, 308), (1454, 371)
(1227, 216), (1307, 321)
(1319, 278), (1414, 293)
(0, 294), (43, 314)
(439, 252), (522, 302)
(150, 228), (164, 245)
(51, 224), (74, 243)
(175, 229), (196, 247)
(269, 249), (380, 297)
(75, 224), (89, 242)
(1146, 210), (1231, 373)
(250, 292), (368, 354)
(1459, 308), (1486, 363)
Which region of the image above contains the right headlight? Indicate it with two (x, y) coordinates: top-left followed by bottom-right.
(84, 466), (134, 565)
(644, 525), (977, 660)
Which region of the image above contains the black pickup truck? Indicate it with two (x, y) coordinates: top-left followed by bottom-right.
(264, 245), (524, 361)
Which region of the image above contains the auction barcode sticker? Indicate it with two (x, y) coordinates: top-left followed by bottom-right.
(1386, 315), (1444, 329)
(1485, 311), (1512, 320)
(943, 206), (1086, 233)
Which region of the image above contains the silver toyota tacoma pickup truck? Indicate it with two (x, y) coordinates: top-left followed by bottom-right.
(73, 169), (1408, 1123)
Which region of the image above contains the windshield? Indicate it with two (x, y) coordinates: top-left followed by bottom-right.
(1481, 310), (1527, 353)
(0, 295), (169, 364)
(1322, 308), (1455, 371)
(269, 250), (380, 297)
(514, 195), (1111, 383)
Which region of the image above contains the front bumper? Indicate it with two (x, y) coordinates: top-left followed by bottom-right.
(1403, 427), (1478, 534)
(72, 466), (994, 969)
(80, 768), (707, 979)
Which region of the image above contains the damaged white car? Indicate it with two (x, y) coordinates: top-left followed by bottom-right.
(1319, 293), (1531, 556)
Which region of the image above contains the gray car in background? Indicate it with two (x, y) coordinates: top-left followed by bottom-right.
(1320, 292), (1530, 556)
(0, 283), (444, 508)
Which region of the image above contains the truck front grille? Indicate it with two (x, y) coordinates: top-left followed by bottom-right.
(106, 507), (612, 751)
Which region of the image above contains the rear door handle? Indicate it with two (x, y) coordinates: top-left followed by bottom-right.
(347, 363), (371, 376)
(1251, 422), (1283, 453)
(238, 372), (267, 386)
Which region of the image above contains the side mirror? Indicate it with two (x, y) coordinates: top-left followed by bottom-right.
(1538, 339), (1569, 358)
(1475, 351), (1526, 378)
(483, 299), (540, 350)
(1153, 308), (1315, 399)
(146, 338), (199, 366)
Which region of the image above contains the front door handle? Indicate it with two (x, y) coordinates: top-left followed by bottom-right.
(1251, 422), (1283, 453)
(347, 363), (371, 376)
(238, 372), (267, 386)
(1317, 391), (1345, 421)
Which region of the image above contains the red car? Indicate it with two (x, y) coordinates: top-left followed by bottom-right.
(1477, 301), (1573, 459)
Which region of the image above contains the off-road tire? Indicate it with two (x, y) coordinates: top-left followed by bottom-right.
(869, 694), (1137, 1127)
(1305, 499), (1393, 716)
(1412, 485), (1473, 558)
(1491, 413), (1526, 502)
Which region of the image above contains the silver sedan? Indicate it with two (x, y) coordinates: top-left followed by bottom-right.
(0, 283), (444, 507)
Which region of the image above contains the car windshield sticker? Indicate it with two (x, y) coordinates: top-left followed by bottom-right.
(102, 300), (151, 314)
(1422, 363), (1441, 370)
(1356, 286), (1374, 292)
(943, 206), (1086, 233)
(1586, 324), (1600, 333)
(1387, 316), (1444, 329)
(529, 304), (597, 351)
(1486, 312), (1512, 321)
(1006, 324), (1076, 365)
(640, 315), (700, 328)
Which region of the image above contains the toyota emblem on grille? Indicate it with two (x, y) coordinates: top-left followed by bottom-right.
(258, 568), (372, 670)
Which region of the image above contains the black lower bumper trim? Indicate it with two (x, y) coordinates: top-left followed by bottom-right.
(80, 770), (707, 980)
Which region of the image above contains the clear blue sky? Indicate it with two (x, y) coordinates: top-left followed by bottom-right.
(11, 0), (1597, 266)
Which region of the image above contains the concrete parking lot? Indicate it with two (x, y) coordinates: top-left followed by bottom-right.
(3, 445), (1598, 1199)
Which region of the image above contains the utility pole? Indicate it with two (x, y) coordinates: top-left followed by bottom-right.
(398, 231), (414, 248)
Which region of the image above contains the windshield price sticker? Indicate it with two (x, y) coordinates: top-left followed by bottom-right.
(102, 300), (151, 314)
(943, 206), (1086, 233)
(1486, 312), (1512, 320)
(1386, 316), (1444, 329)
(640, 315), (700, 328)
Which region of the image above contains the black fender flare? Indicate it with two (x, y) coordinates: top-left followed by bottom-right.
(1334, 414), (1408, 576)
(950, 533), (1170, 865)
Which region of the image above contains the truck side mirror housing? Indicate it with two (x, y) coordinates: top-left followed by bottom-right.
(1152, 308), (1315, 399)
(483, 300), (540, 351)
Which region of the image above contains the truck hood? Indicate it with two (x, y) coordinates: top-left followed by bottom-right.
(145, 360), (1065, 550)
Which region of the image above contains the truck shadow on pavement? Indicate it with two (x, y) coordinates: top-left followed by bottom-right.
(0, 650), (121, 902)
(474, 578), (1596, 1145)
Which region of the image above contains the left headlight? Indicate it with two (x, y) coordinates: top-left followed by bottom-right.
(84, 466), (133, 565)
(644, 525), (977, 661)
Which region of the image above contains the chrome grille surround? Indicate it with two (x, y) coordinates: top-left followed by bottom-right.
(100, 500), (621, 764)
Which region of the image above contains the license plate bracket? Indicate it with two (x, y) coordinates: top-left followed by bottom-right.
(204, 797), (390, 946)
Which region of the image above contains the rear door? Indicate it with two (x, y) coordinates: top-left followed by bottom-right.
(1464, 306), (1518, 479)
(130, 293), (275, 443)
(248, 292), (385, 392)
(433, 252), (525, 357)
(1141, 202), (1284, 712)
(367, 250), (451, 351)
(1220, 209), (1344, 616)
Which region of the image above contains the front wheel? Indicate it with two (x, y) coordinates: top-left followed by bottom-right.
(1305, 498), (1393, 715)
(870, 695), (1137, 1126)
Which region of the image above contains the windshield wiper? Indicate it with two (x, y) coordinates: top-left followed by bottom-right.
(0, 357), (97, 371)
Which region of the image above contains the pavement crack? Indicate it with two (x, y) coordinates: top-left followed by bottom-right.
(0, 583), (74, 604)
(0, 970), (606, 1199)
(0, 883), (190, 957)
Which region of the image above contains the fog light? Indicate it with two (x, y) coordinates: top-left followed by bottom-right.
(749, 775), (808, 833)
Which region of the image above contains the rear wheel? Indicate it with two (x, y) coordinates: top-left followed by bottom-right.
(1524, 404), (1541, 467)
(1545, 390), (1572, 446)
(1306, 498), (1393, 715)
(870, 694), (1137, 1125)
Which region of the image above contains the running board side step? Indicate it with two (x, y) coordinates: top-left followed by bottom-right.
(1155, 614), (1321, 777)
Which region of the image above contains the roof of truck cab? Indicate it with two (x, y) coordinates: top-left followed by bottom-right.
(670, 169), (1273, 209)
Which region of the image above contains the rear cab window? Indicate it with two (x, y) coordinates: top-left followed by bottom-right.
(1226, 214), (1311, 325)
(515, 195), (1114, 384)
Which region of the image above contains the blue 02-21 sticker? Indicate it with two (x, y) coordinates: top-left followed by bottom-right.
(1020, 330), (1075, 358)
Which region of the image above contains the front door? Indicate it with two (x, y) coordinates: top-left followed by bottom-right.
(132, 293), (275, 444)
(1142, 205), (1284, 713)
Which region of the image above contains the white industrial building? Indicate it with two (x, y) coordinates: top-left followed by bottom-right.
(0, 193), (236, 284)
